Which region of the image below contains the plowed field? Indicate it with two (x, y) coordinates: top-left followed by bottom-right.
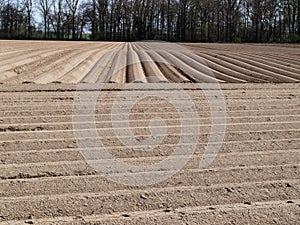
(0, 41), (299, 224)
(0, 41), (299, 83)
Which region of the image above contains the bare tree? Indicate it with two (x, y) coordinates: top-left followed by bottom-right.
(22, 0), (33, 38)
(52, 0), (64, 39)
(66, 0), (79, 39)
(0, 0), (299, 42)
(38, 0), (53, 38)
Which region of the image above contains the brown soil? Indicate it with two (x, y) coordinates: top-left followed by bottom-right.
(0, 40), (299, 224)
(0, 41), (299, 83)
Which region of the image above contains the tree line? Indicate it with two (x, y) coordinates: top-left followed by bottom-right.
(0, 0), (300, 42)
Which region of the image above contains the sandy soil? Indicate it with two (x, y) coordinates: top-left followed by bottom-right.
(0, 40), (299, 84)
(0, 82), (299, 224)
(0, 41), (299, 224)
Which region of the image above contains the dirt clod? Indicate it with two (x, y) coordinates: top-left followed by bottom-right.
(140, 194), (148, 199)
(163, 208), (172, 213)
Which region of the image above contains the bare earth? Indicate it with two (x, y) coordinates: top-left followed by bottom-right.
(0, 40), (299, 83)
(0, 41), (299, 224)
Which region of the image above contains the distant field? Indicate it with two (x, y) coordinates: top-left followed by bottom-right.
(0, 40), (299, 84)
(0, 41), (299, 224)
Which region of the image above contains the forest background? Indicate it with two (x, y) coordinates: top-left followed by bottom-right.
(1, 0), (300, 42)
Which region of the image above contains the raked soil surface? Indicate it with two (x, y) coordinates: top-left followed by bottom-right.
(0, 41), (299, 224)
(0, 83), (299, 224)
